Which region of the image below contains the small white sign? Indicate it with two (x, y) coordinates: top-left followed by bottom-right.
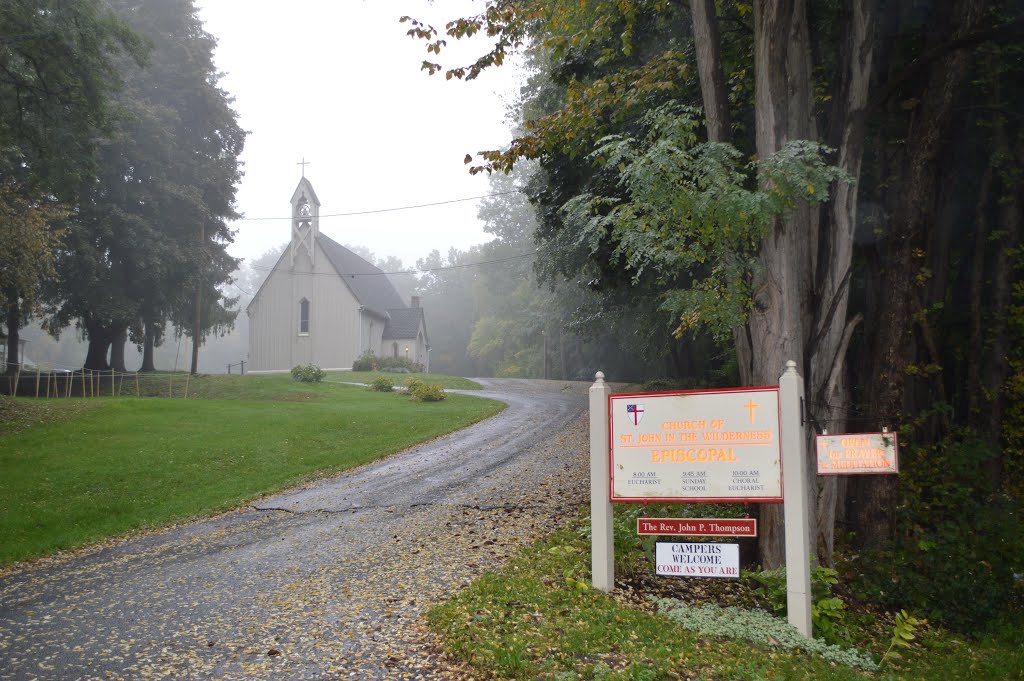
(655, 542), (740, 579)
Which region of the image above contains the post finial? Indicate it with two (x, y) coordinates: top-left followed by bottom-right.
(594, 371), (605, 383)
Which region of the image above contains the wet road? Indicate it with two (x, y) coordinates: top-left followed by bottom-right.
(0, 379), (590, 680)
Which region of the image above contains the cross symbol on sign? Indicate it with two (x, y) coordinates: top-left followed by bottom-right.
(626, 403), (644, 425)
(744, 399), (759, 424)
(297, 157), (311, 177)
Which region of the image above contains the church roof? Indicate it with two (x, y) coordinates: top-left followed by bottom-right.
(316, 233), (406, 317)
(290, 176), (320, 207)
(382, 307), (425, 340)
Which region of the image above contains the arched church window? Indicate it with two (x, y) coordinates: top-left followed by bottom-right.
(299, 298), (310, 334)
(392, 342), (398, 358)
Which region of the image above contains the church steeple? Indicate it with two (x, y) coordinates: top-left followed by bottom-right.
(290, 175), (321, 268)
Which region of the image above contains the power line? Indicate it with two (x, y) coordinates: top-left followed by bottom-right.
(237, 190), (522, 221)
(223, 280), (254, 296)
(248, 248), (539, 277)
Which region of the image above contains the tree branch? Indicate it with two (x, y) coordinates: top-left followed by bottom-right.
(824, 312), (862, 405)
(808, 262), (853, 362)
(872, 15), (1024, 109)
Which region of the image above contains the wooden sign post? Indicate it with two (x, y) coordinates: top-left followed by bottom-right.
(779, 361), (812, 636)
(589, 371), (614, 592)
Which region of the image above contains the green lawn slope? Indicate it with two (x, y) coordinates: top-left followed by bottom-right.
(0, 373), (502, 565)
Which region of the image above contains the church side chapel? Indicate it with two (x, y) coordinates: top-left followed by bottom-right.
(246, 176), (429, 372)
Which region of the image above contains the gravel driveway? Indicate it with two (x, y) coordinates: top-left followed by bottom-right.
(0, 378), (592, 680)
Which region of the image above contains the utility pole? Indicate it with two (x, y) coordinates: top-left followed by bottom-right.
(190, 220), (204, 376)
(542, 330), (549, 379)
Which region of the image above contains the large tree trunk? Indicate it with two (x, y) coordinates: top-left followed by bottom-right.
(967, 163), (994, 426)
(970, 114), (1022, 486)
(191, 220), (205, 376)
(696, 0), (877, 566)
(559, 328), (567, 380)
(808, 0), (877, 565)
(982, 181), (1022, 485)
(690, 0), (754, 392)
(750, 0), (818, 568)
(690, 0), (731, 143)
(83, 319), (113, 371)
(849, 0), (986, 549)
(109, 324), (128, 373)
(140, 321), (157, 373)
(4, 287), (20, 376)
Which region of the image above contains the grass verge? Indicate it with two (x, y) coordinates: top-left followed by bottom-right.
(427, 521), (1024, 680)
(0, 376), (503, 565)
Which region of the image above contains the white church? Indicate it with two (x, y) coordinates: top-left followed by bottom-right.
(246, 176), (429, 372)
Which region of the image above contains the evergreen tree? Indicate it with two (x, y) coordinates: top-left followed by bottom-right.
(47, 0), (245, 372)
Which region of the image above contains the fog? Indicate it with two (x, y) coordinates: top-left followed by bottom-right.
(195, 0), (523, 271)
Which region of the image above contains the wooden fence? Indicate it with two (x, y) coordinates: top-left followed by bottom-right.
(2, 368), (201, 399)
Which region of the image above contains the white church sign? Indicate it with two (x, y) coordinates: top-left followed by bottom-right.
(590, 363), (814, 637)
(609, 388), (782, 502)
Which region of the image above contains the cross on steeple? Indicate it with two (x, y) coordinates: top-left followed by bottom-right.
(297, 157), (311, 177)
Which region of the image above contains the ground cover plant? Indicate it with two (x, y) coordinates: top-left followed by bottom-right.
(0, 374), (503, 564)
(427, 513), (1024, 680)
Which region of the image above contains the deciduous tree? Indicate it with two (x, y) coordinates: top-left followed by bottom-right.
(0, 0), (146, 372)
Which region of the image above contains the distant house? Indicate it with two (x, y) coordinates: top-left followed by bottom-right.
(246, 176), (428, 372)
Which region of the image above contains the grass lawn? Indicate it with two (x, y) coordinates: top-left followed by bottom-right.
(0, 375), (503, 565)
(427, 523), (1024, 680)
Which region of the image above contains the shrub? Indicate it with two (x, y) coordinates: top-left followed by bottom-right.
(352, 350), (379, 372)
(497, 364), (524, 378)
(403, 377), (425, 395)
(851, 500), (1022, 631)
(410, 382), (446, 401)
(850, 437), (1024, 631)
(379, 356), (423, 373)
(609, 505), (659, 581)
(641, 378), (693, 392)
(749, 564), (848, 645)
(369, 376), (394, 392)
(291, 364), (325, 383)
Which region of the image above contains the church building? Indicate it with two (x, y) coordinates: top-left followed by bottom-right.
(246, 176), (429, 372)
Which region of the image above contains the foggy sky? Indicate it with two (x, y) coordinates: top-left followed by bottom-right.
(195, 0), (521, 271)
